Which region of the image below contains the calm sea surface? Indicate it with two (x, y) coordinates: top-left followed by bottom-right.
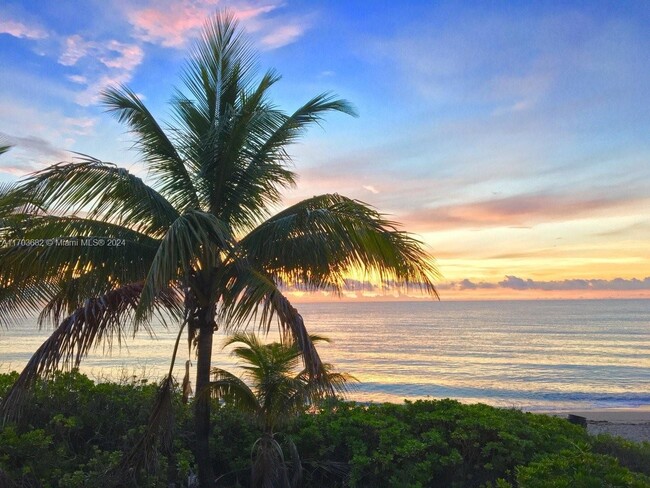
(1, 299), (648, 411)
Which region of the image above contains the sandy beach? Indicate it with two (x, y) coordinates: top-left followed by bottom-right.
(547, 407), (650, 443)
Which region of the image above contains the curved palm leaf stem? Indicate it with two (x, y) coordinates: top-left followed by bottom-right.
(167, 317), (188, 378)
(114, 318), (189, 481)
(268, 291), (323, 379)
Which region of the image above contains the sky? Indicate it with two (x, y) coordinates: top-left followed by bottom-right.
(1, 0), (649, 300)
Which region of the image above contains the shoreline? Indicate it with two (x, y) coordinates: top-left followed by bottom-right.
(540, 406), (650, 443)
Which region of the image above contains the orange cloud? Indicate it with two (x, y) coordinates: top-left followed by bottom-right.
(401, 193), (650, 231)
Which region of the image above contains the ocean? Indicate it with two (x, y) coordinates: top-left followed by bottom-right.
(1, 299), (648, 411)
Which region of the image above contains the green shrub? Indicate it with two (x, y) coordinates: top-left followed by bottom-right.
(592, 434), (650, 477)
(2, 372), (650, 487)
(289, 399), (590, 487)
(516, 449), (650, 488)
(0, 371), (174, 487)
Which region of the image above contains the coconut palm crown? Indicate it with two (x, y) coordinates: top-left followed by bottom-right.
(0, 13), (438, 487)
(211, 333), (352, 487)
(212, 333), (351, 432)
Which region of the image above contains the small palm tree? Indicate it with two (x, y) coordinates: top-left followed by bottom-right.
(211, 333), (351, 487)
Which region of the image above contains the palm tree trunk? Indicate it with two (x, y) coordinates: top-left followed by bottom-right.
(195, 309), (216, 488)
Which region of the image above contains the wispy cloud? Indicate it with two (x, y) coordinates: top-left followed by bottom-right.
(400, 191), (649, 232)
(57, 34), (144, 106)
(0, 17), (48, 40)
(59, 34), (90, 66)
(124, 0), (307, 50)
(126, 0), (223, 48)
(0, 132), (66, 159)
(260, 23), (304, 49)
(0, 131), (68, 176)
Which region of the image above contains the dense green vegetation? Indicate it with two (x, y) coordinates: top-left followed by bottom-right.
(1, 371), (648, 487)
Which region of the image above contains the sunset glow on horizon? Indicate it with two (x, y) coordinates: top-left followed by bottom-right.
(1, 1), (649, 301)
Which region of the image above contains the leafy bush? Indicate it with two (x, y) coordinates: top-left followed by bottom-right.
(289, 399), (590, 487)
(0, 371), (178, 487)
(592, 434), (650, 477)
(1, 372), (649, 487)
(516, 449), (650, 488)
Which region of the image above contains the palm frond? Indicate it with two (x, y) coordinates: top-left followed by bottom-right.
(220, 93), (356, 233)
(116, 316), (189, 480)
(218, 267), (324, 377)
(210, 368), (259, 414)
(101, 87), (200, 212)
(0, 278), (60, 327)
(0, 225), (159, 327)
(251, 434), (289, 488)
(184, 11), (258, 118)
(296, 364), (356, 402)
(1, 283), (183, 423)
(241, 193), (440, 296)
(114, 375), (176, 483)
(136, 210), (231, 322)
(215, 331), (351, 450)
(10, 157), (179, 236)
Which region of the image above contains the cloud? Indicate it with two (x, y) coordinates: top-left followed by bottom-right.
(442, 276), (650, 292)
(59, 35), (144, 72)
(67, 74), (88, 84)
(125, 0), (307, 50)
(0, 131), (69, 177)
(362, 185), (379, 194)
(400, 192), (649, 232)
(56, 34), (144, 106)
(499, 275), (650, 291)
(73, 73), (133, 106)
(260, 24), (304, 49)
(100, 41), (145, 71)
(0, 17), (48, 40)
(59, 34), (90, 66)
(126, 1), (217, 48)
(438, 279), (497, 291)
(0, 132), (67, 159)
(62, 117), (96, 136)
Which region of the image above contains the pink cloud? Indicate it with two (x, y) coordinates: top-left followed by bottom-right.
(128, 3), (212, 48)
(0, 18), (48, 40)
(125, 1), (304, 50)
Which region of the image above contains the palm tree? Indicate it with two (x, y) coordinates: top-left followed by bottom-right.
(211, 333), (351, 487)
(0, 12), (438, 487)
